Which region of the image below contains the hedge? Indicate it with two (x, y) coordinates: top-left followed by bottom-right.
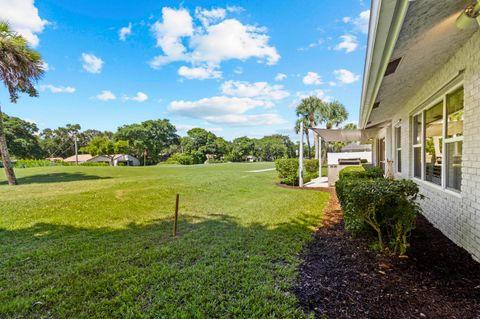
(336, 167), (422, 255)
(274, 158), (317, 186)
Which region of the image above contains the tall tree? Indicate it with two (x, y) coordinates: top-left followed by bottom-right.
(295, 96), (324, 159)
(115, 119), (179, 165)
(2, 113), (43, 159)
(40, 124), (81, 158)
(0, 22), (44, 185)
(320, 100), (349, 129)
(294, 117), (312, 159)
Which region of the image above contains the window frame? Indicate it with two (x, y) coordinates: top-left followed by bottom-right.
(410, 83), (464, 193)
(394, 125), (402, 173)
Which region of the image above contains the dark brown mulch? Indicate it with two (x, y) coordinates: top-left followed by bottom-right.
(295, 190), (480, 319)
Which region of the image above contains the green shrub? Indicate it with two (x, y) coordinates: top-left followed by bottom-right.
(13, 159), (72, 168)
(303, 159), (319, 179)
(275, 158), (316, 186)
(336, 177), (422, 255)
(162, 154), (196, 165)
(339, 166), (365, 179)
(275, 158), (299, 185)
(363, 166), (384, 179)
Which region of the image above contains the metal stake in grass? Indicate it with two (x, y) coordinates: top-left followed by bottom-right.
(173, 194), (179, 236)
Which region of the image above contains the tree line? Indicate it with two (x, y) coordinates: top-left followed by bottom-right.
(1, 113), (299, 165)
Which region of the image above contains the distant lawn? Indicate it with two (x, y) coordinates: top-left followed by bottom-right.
(0, 163), (328, 318)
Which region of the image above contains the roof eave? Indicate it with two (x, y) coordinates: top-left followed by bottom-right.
(359, 0), (410, 129)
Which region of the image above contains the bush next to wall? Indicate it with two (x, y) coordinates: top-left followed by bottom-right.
(336, 166), (422, 255)
(13, 160), (72, 168)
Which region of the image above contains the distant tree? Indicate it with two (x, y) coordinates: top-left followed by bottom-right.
(0, 21), (44, 185)
(40, 124), (81, 158)
(2, 113), (43, 159)
(254, 135), (294, 161)
(115, 119), (179, 164)
(180, 128), (227, 163)
(80, 136), (129, 165)
(343, 122), (357, 130)
(230, 136), (255, 161)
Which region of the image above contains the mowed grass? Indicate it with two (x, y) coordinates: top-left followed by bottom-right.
(0, 163), (328, 318)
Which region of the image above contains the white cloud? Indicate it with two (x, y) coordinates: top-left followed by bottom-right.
(123, 92), (148, 102)
(0, 0), (48, 47)
(275, 73), (287, 81)
(302, 72), (323, 85)
(150, 7), (193, 67)
(95, 90), (116, 101)
(168, 96), (284, 126)
(334, 69), (360, 84)
(150, 7), (279, 76)
(202, 113), (285, 126)
(221, 80), (289, 100)
(39, 84), (75, 94)
(195, 7), (226, 26)
(81, 53), (104, 74)
(334, 34), (358, 53)
(178, 65), (222, 80)
(119, 22), (132, 41)
(190, 19), (279, 66)
(344, 10), (370, 34)
(298, 39), (323, 52)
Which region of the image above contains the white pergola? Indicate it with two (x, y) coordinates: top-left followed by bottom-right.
(298, 123), (378, 186)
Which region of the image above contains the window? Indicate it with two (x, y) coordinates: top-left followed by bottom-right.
(411, 86), (464, 192)
(424, 102), (443, 186)
(445, 87), (464, 191)
(412, 114), (422, 178)
(395, 126), (402, 173)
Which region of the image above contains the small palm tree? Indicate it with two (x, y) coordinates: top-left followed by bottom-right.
(295, 96), (324, 159)
(0, 22), (44, 185)
(294, 117), (311, 158)
(321, 100), (349, 129)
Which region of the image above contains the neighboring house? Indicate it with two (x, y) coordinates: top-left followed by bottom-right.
(360, 0), (480, 260)
(63, 154), (140, 166)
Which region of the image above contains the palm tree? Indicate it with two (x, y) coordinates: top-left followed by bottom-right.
(321, 100), (349, 129)
(294, 117), (311, 158)
(0, 22), (44, 185)
(295, 96), (324, 159)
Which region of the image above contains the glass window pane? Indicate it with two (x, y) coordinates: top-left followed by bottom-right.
(414, 147), (421, 178)
(446, 141), (462, 191)
(425, 102), (443, 185)
(395, 126), (401, 148)
(446, 87), (464, 138)
(397, 150), (402, 173)
(413, 115), (422, 145)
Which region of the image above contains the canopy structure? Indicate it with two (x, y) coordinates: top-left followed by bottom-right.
(309, 128), (379, 142)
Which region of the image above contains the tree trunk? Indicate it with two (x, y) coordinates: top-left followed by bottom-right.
(0, 105), (17, 185)
(305, 130), (311, 159)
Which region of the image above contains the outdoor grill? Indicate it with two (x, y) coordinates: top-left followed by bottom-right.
(328, 158), (363, 186)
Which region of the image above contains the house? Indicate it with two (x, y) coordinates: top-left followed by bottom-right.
(358, 0), (480, 261)
(63, 154), (140, 166)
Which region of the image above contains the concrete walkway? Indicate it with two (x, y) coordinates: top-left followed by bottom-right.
(304, 176), (329, 188)
(246, 168), (276, 173)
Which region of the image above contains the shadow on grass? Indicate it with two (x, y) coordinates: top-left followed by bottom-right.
(0, 172), (112, 185)
(0, 210), (321, 318)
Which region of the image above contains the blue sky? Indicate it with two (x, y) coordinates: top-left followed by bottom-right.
(0, 0), (370, 140)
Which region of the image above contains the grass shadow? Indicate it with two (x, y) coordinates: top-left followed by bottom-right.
(0, 212), (318, 318)
(0, 172), (112, 185)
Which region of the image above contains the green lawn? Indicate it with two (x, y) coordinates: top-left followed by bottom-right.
(0, 163), (328, 318)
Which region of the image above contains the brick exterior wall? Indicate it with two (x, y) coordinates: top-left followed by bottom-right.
(386, 30), (480, 261)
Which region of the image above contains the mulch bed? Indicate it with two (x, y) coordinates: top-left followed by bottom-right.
(295, 189), (480, 319)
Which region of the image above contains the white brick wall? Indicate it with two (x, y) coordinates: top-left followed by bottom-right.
(387, 30), (480, 261)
